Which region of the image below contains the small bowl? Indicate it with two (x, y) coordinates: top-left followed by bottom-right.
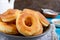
(42, 9), (58, 18)
(0, 24), (52, 40)
(51, 19), (60, 27)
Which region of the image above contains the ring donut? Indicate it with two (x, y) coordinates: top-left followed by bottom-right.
(0, 22), (18, 34)
(0, 9), (21, 22)
(36, 11), (50, 27)
(23, 9), (50, 27)
(33, 28), (43, 36)
(16, 12), (43, 36)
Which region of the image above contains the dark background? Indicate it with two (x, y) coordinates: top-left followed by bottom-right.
(14, 0), (60, 12)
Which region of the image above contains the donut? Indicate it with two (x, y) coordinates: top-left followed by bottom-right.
(0, 9), (22, 22)
(23, 9), (50, 27)
(0, 17), (2, 21)
(32, 23), (43, 36)
(16, 12), (43, 36)
(0, 22), (18, 34)
(36, 11), (50, 27)
(33, 28), (43, 36)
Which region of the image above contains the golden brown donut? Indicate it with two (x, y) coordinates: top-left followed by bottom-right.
(36, 11), (50, 27)
(0, 22), (18, 34)
(16, 12), (43, 36)
(32, 28), (43, 36)
(23, 9), (50, 27)
(0, 17), (2, 22)
(0, 9), (21, 22)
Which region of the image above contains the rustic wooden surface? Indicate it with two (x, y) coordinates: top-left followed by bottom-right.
(14, 0), (60, 12)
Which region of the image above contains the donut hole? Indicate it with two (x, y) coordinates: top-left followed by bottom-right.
(25, 17), (32, 27)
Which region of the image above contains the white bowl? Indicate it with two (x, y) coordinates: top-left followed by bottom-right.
(51, 19), (60, 27)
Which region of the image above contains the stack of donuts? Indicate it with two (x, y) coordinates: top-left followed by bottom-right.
(0, 9), (50, 36)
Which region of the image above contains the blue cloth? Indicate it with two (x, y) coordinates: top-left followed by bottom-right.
(47, 15), (60, 40)
(47, 15), (60, 22)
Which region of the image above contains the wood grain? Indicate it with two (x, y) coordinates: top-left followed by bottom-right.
(14, 0), (60, 12)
